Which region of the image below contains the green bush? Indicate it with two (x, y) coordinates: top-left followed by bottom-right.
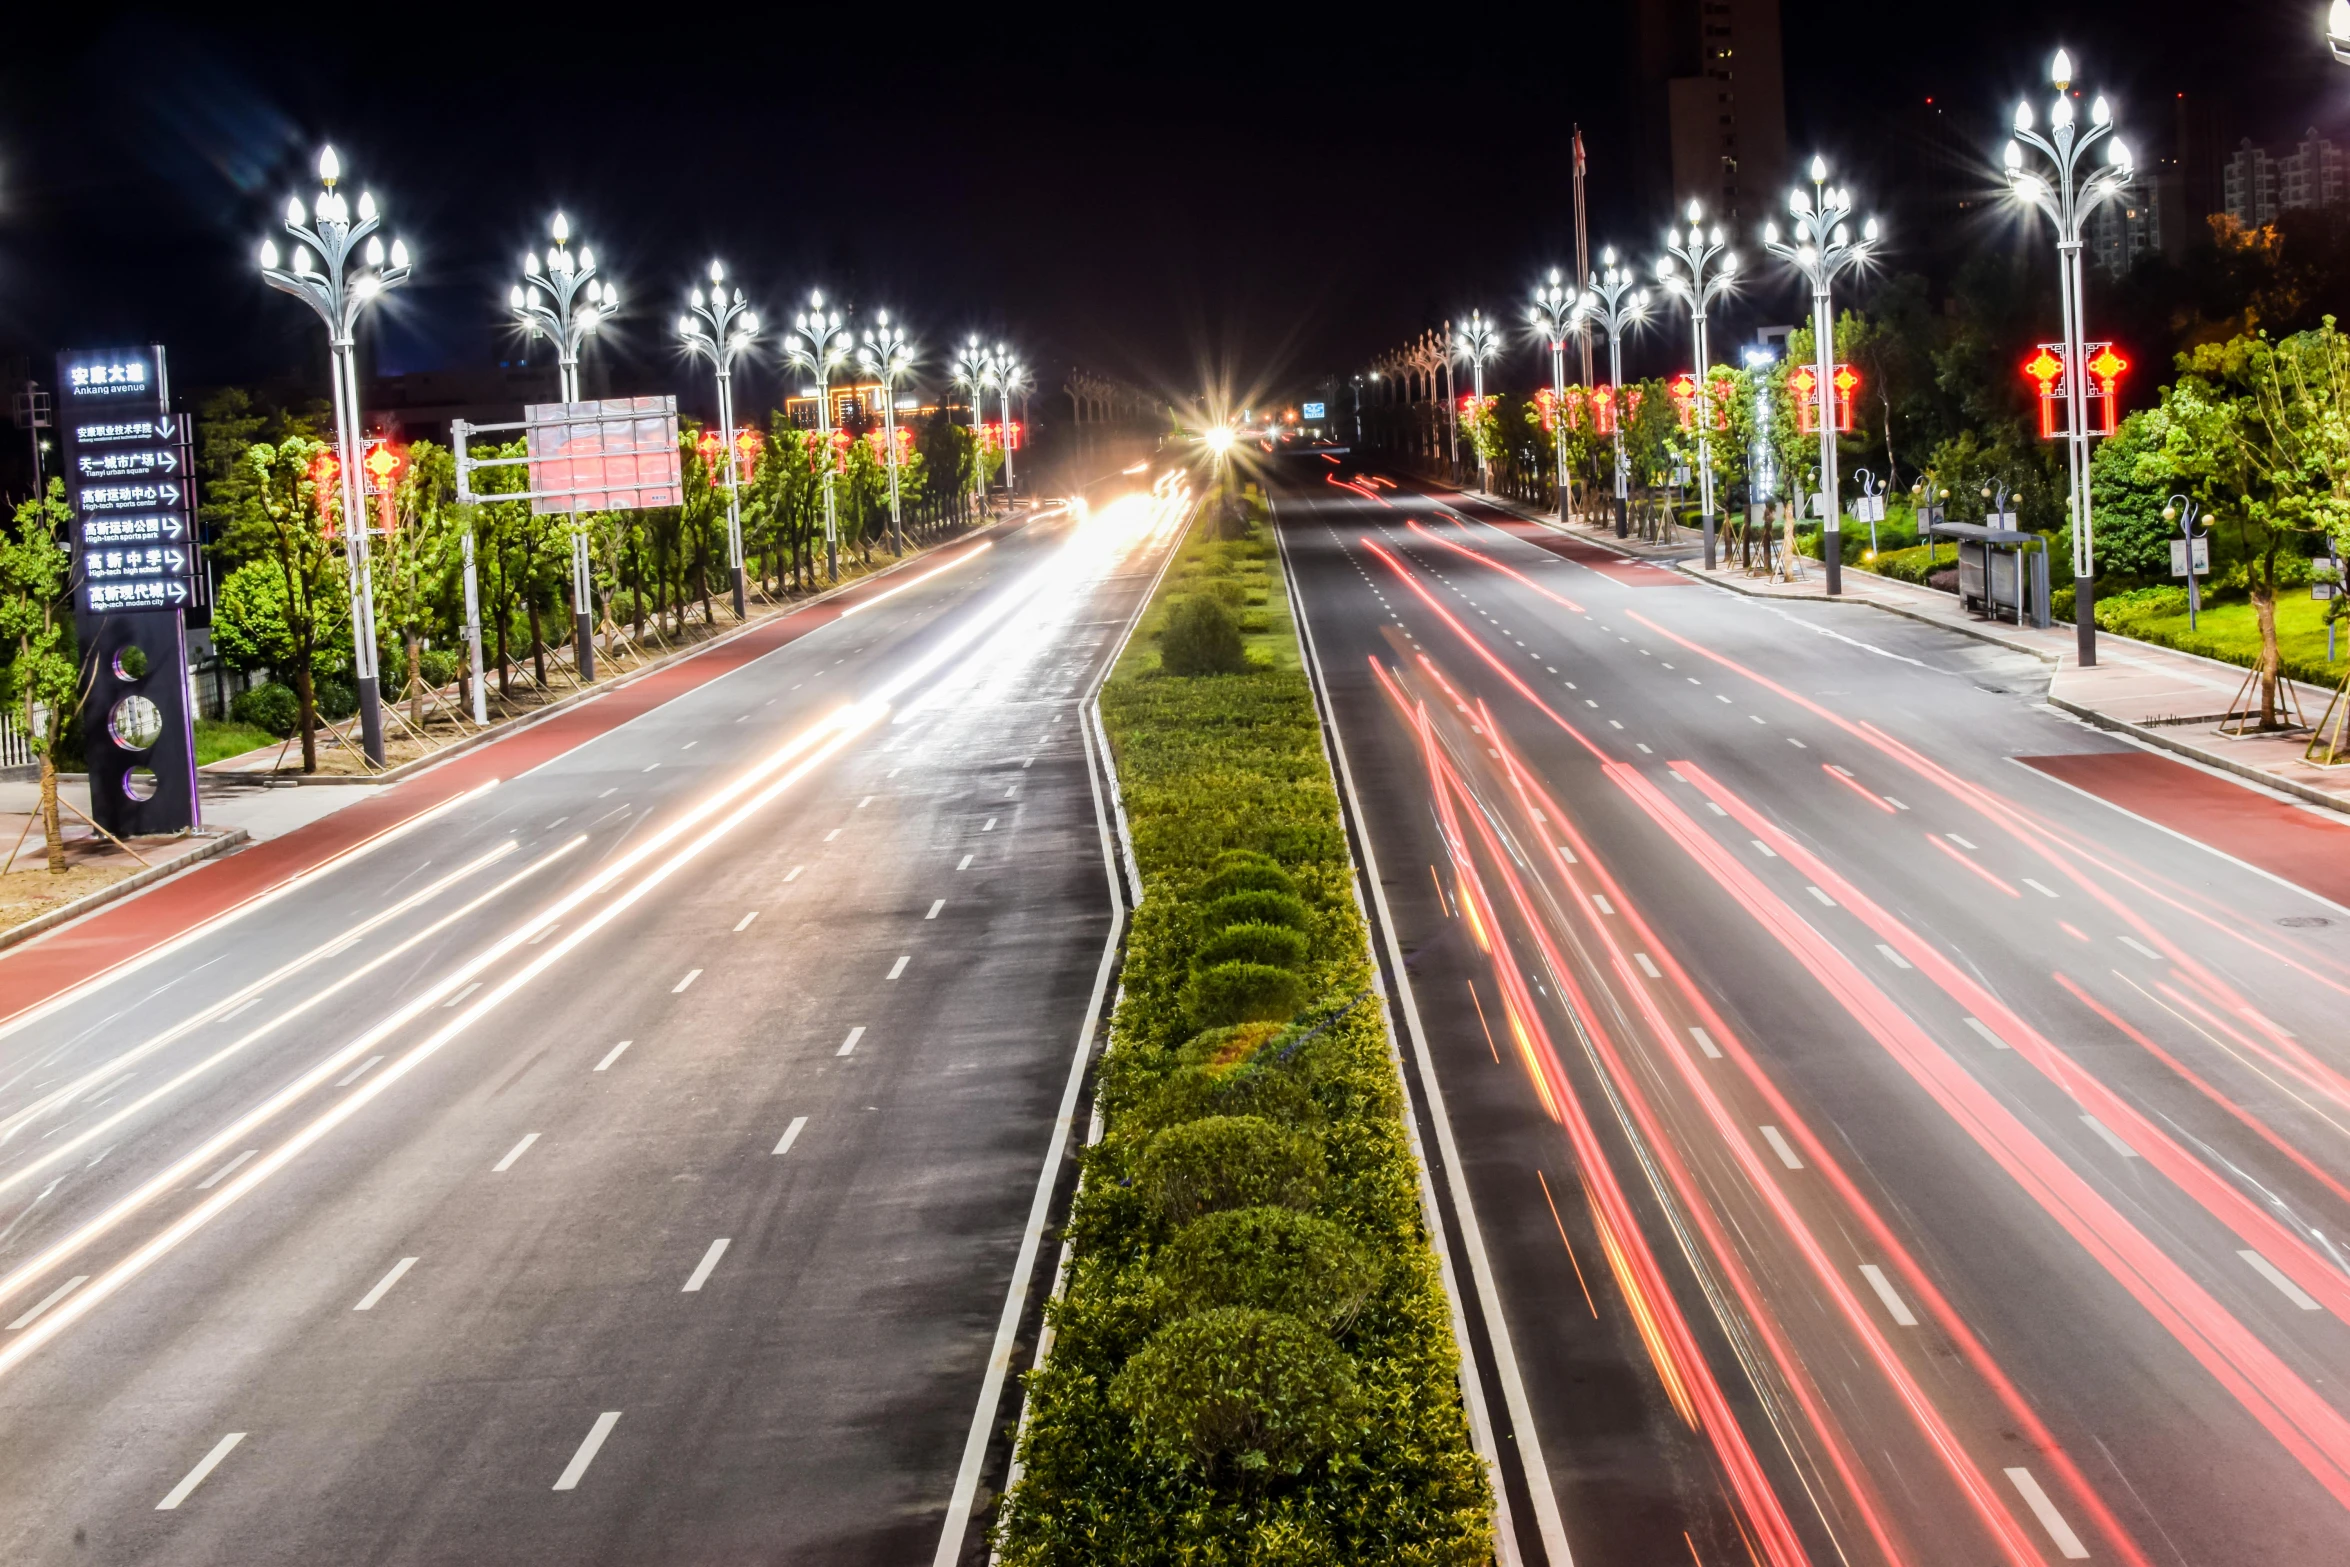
(2096, 584), (2189, 625)
(420, 647), (461, 687)
(1194, 921), (1310, 972)
(1159, 1207), (1375, 1333)
(1203, 888), (1309, 933)
(1199, 851), (1297, 903)
(314, 675), (356, 721)
(1183, 960), (1307, 1028)
(1136, 1115), (1326, 1225)
(231, 682), (300, 738)
(1160, 594), (1249, 676)
(1110, 1308), (1360, 1479)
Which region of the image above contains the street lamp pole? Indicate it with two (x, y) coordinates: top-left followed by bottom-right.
(1762, 158), (1880, 598)
(1528, 269), (1579, 523)
(258, 144), (412, 767)
(2003, 47), (2133, 667)
(984, 344), (1026, 498)
(950, 336), (991, 516)
(786, 292), (854, 582)
(1577, 248), (1651, 540)
(1657, 201), (1739, 572)
(1451, 310), (1501, 494)
(678, 259), (760, 619)
(857, 313), (916, 555)
(511, 211), (620, 679)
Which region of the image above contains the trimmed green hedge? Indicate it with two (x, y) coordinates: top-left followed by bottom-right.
(995, 509), (1492, 1564)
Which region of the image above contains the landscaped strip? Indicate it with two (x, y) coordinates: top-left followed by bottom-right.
(995, 494), (1492, 1564)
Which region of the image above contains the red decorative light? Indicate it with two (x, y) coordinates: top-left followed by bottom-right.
(1789, 363), (1859, 435)
(2025, 342), (2123, 439)
(733, 426), (763, 481)
(1589, 383), (1617, 435)
(361, 437), (404, 492)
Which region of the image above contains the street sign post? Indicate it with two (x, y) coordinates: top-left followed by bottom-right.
(56, 345), (201, 838)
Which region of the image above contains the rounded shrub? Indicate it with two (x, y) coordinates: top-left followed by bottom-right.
(1137, 1062), (1318, 1136)
(231, 682), (300, 738)
(1199, 853), (1297, 903)
(1194, 921), (1310, 973)
(1159, 1206), (1377, 1334)
(1160, 594), (1248, 676)
(1110, 1307), (1359, 1478)
(314, 675), (357, 721)
(1204, 888), (1309, 934)
(1136, 1114), (1325, 1225)
(1183, 961), (1305, 1028)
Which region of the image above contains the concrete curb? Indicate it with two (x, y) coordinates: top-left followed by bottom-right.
(0, 828), (252, 955)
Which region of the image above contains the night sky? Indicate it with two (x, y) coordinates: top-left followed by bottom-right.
(0, 2), (2341, 422)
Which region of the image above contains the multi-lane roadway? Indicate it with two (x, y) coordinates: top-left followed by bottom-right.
(1279, 464), (2350, 1566)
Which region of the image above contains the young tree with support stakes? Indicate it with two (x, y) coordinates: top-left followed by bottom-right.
(212, 435), (354, 772)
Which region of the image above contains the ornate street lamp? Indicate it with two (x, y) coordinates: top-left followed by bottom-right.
(678, 259), (760, 618)
(981, 344), (1029, 497)
(857, 313), (916, 554)
(2330, 0), (2350, 62)
(2003, 47), (2132, 666)
(1451, 310), (1502, 494)
(1762, 158), (1880, 597)
(1578, 248), (1651, 539)
(785, 291), (855, 581)
(1528, 269), (1580, 522)
(950, 335), (992, 513)
(258, 144), (412, 766)
(1656, 202), (1739, 571)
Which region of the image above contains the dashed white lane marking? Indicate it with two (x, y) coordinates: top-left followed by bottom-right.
(1689, 1026), (1722, 1059)
(1758, 1126), (1804, 1169)
(528, 925), (560, 945)
(2023, 878), (2059, 898)
(887, 955), (910, 980)
(1858, 1264), (1918, 1325)
(1004, 785), (1018, 798)
(957, 854), (974, 870)
(672, 968), (703, 994)
(196, 1150), (259, 1190)
(1963, 1016), (2012, 1050)
(156, 1433), (246, 1510)
(824, 828), (843, 842)
(444, 982), (483, 1007)
(219, 996), (261, 1022)
(1787, 737), (1807, 748)
(353, 1257), (418, 1311)
(2240, 1248), (2325, 1311)
(2080, 1115), (2140, 1159)
(837, 1027), (865, 1057)
(598, 787), (618, 798)
(2004, 1466), (2089, 1559)
(927, 900), (945, 919)
(1948, 833), (1979, 849)
(1636, 743), (1653, 753)
(492, 1133), (540, 1172)
(335, 1055), (384, 1087)
(1886, 798), (1910, 811)
(545, 816), (568, 829)
(1590, 894), (1614, 915)
(1556, 844), (1577, 863)
(553, 1413), (622, 1491)
(1632, 953), (1662, 979)
(681, 1238), (731, 1293)
(1703, 801), (1727, 817)
(7, 1275), (89, 1330)
(785, 866), (804, 882)
(982, 818), (997, 831)
(858, 795), (873, 809)
(1751, 840), (1778, 858)
(2119, 935), (2162, 960)
(594, 1040), (633, 1072)
(773, 1116), (809, 1155)
(734, 911), (759, 932)
(1876, 944), (1912, 969)
(642, 763), (660, 773)
(1805, 886), (1835, 906)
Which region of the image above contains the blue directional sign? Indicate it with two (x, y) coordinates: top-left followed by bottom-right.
(58, 347), (202, 615)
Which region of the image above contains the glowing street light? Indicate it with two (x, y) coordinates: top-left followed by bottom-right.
(856, 313), (916, 555)
(1578, 248), (1651, 539)
(1762, 157), (1880, 598)
(785, 291), (855, 582)
(2003, 47), (2133, 666)
(2330, 0), (2350, 62)
(678, 259), (760, 618)
(257, 143), (412, 767)
(979, 344), (1029, 497)
(1451, 310), (1503, 494)
(1656, 201), (1739, 571)
(1528, 269), (1580, 522)
(950, 336), (992, 513)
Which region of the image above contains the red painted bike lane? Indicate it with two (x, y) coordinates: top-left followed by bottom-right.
(0, 536), (1000, 1027)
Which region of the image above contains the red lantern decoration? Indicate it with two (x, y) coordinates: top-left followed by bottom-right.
(1588, 383), (1617, 435)
(1788, 363), (1860, 435)
(2025, 342), (2125, 439)
(733, 426), (762, 481)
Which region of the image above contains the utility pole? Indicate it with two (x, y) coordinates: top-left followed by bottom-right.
(1573, 126), (1594, 387)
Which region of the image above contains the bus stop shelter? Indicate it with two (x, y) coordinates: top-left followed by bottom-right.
(1926, 520), (2051, 629)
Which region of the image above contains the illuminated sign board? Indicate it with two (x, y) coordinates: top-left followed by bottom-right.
(1302, 401), (1326, 420)
(56, 346), (202, 616)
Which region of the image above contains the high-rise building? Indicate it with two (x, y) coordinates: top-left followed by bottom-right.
(1634, 0), (1789, 231)
(2224, 139), (2279, 227)
(2088, 176), (2169, 278)
(2223, 128), (2344, 228)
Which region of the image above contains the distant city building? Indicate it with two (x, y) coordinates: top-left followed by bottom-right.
(2224, 128), (2344, 228)
(2088, 176), (2169, 278)
(1633, 0), (1789, 230)
(2223, 140), (2277, 227)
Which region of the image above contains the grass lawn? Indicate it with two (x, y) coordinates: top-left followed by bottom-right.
(194, 719), (284, 766)
(2098, 593), (2350, 691)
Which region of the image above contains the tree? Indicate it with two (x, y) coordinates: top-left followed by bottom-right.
(0, 483), (83, 872)
(209, 435), (351, 771)
(2086, 412), (2177, 583)
(380, 441), (463, 726)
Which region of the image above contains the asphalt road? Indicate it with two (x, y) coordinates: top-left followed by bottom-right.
(1277, 463), (2350, 1567)
(0, 486), (1185, 1565)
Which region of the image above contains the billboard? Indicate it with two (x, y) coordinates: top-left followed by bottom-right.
(523, 396), (683, 514)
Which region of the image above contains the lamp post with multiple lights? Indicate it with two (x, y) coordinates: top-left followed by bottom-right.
(1528, 270), (1579, 522)
(950, 336), (992, 514)
(510, 211), (620, 677)
(857, 313), (916, 554)
(1656, 202), (1739, 571)
(258, 144), (412, 766)
(786, 292), (855, 582)
(2003, 48), (2133, 666)
(678, 259), (759, 618)
(1762, 158), (1880, 598)
(1451, 310), (1502, 493)
(1578, 249), (1650, 539)
(982, 344), (1027, 497)
(2330, 0), (2350, 61)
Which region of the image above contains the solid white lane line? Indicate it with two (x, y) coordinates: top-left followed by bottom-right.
(1858, 1263), (1918, 1325)
(353, 1256), (417, 1311)
(1876, 944), (1912, 970)
(671, 969), (702, 994)
(888, 955), (910, 979)
(982, 817), (997, 831)
(1806, 885), (1836, 906)
(1689, 1026), (1722, 1060)
(2080, 1115), (2140, 1159)
(927, 900), (945, 919)
(593, 1040), (633, 1072)
(196, 1151), (258, 1191)
(785, 866), (804, 882)
(156, 1432), (245, 1510)
(2005, 1466), (2090, 1559)
(2119, 935), (2162, 959)
(7, 1276), (88, 1330)
(2241, 1248), (2326, 1311)
(2023, 878), (2059, 898)
(733, 912), (758, 932)
(443, 982), (482, 1007)
(773, 1116), (808, 1155)
(1758, 1126), (1804, 1169)
(1963, 1016), (2013, 1050)
(837, 1027), (865, 1057)
(1632, 953), (1662, 979)
(334, 1056), (383, 1088)
(492, 1133), (540, 1172)
(681, 1238), (731, 1293)
(957, 854), (974, 870)
(553, 1412), (621, 1491)
(824, 828), (842, 841)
